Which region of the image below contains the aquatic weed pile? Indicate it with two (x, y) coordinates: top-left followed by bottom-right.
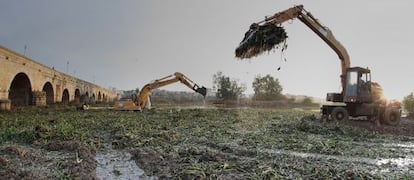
(0, 108), (413, 179)
(235, 23), (288, 59)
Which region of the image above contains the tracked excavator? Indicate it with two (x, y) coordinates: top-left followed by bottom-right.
(237, 5), (401, 125)
(114, 72), (207, 111)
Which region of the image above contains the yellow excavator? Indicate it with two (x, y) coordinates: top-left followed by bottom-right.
(114, 72), (207, 111)
(237, 5), (401, 125)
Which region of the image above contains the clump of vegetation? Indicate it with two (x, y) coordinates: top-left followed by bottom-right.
(235, 23), (288, 59)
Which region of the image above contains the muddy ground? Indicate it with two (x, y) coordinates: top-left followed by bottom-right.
(344, 117), (414, 137)
(0, 108), (413, 179)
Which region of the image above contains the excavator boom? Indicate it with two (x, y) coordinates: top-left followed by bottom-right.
(114, 72), (206, 111)
(136, 72), (206, 110)
(255, 5), (350, 94)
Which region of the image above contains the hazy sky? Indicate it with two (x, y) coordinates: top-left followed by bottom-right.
(1, 1), (414, 100)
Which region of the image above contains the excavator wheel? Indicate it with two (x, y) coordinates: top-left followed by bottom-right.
(331, 107), (349, 121)
(383, 108), (401, 126)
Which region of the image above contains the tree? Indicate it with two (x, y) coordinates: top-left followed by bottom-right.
(213, 72), (245, 100)
(402, 93), (414, 113)
(252, 74), (284, 101)
(301, 96), (313, 106)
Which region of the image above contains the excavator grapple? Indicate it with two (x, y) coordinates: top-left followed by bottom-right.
(193, 85), (207, 97)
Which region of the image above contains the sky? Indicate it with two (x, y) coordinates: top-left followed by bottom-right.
(1, 0), (414, 100)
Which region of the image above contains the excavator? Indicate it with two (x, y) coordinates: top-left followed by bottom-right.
(237, 5), (401, 125)
(114, 72), (207, 111)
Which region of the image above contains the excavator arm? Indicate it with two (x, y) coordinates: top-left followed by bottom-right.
(258, 5), (350, 94)
(237, 5), (401, 124)
(137, 72), (207, 109)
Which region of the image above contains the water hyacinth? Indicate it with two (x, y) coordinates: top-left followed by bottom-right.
(1, 108), (413, 179)
(235, 23), (288, 59)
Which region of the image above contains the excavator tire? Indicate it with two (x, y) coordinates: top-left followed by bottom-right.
(331, 107), (349, 121)
(383, 108), (401, 126)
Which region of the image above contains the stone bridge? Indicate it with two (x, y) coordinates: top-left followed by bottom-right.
(0, 45), (117, 111)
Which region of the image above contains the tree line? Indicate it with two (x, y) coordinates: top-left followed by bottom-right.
(213, 71), (284, 101)
(121, 71), (315, 105)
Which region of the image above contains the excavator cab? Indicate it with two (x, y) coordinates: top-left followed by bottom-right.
(327, 67), (374, 103)
(343, 67), (373, 103)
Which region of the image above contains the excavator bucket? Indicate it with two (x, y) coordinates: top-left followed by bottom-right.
(193, 85), (207, 97)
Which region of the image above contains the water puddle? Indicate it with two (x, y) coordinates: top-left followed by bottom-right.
(256, 144), (414, 175)
(257, 147), (377, 165)
(376, 157), (414, 173)
(95, 145), (148, 179)
(353, 141), (414, 149)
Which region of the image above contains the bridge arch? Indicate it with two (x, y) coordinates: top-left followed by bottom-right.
(62, 89), (69, 105)
(74, 89), (81, 103)
(91, 93), (96, 104)
(42, 82), (54, 105)
(98, 91), (102, 102)
(8, 72), (32, 106)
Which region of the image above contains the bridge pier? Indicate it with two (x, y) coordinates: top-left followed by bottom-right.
(32, 91), (47, 107)
(0, 99), (11, 111)
(0, 89), (10, 111)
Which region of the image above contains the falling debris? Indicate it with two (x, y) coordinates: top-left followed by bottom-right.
(235, 23), (288, 59)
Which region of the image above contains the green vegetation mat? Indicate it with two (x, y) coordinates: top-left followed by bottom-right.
(235, 23), (288, 59)
(1, 108), (413, 179)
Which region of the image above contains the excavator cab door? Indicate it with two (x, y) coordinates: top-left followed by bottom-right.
(357, 72), (373, 103)
(344, 70), (358, 103)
